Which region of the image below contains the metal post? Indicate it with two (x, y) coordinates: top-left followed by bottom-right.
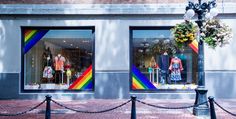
(208, 96), (217, 119)
(193, 18), (209, 116)
(185, 0), (216, 116)
(45, 95), (52, 119)
(152, 68), (154, 83)
(131, 96), (136, 119)
(156, 68), (159, 85)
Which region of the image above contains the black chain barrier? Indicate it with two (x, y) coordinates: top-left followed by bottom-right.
(213, 100), (236, 117)
(51, 99), (131, 113)
(136, 99), (208, 109)
(0, 99), (46, 116)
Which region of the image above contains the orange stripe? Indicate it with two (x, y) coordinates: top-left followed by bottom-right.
(72, 70), (92, 89)
(189, 40), (198, 54)
(192, 40), (198, 47)
(132, 81), (139, 89)
(189, 43), (198, 53)
(24, 30), (37, 42)
(69, 65), (92, 89)
(132, 77), (145, 89)
(74, 73), (92, 89)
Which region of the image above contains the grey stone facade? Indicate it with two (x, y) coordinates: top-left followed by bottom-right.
(0, 4), (236, 99)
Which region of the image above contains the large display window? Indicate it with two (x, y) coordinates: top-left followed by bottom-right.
(130, 27), (198, 91)
(22, 27), (94, 91)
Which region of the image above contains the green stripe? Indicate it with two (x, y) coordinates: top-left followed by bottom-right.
(81, 77), (92, 90)
(24, 31), (38, 45)
(132, 73), (148, 89)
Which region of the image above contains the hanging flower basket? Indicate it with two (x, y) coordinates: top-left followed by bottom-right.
(202, 19), (233, 49)
(171, 21), (198, 48)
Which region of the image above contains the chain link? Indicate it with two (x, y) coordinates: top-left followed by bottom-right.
(136, 99), (208, 109)
(0, 99), (46, 116)
(213, 100), (236, 117)
(51, 99), (131, 113)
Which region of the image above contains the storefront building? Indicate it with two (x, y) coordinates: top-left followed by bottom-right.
(0, 0), (236, 99)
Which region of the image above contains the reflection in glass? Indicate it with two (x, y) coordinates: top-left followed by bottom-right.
(131, 28), (198, 90)
(24, 29), (93, 90)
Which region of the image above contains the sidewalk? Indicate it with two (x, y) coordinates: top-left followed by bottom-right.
(0, 99), (236, 119)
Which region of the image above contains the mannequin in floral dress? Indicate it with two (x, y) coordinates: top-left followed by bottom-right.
(169, 56), (183, 83)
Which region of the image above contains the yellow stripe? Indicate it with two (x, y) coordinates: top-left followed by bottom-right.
(24, 30), (37, 42)
(76, 73), (92, 89)
(192, 40), (198, 48)
(73, 70), (92, 89)
(132, 77), (145, 89)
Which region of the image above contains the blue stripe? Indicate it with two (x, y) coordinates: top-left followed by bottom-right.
(132, 65), (156, 89)
(24, 30), (48, 54)
(83, 81), (93, 90)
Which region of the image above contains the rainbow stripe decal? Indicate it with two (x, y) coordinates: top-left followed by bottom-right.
(132, 65), (156, 90)
(24, 29), (49, 54)
(188, 39), (198, 54)
(69, 65), (93, 90)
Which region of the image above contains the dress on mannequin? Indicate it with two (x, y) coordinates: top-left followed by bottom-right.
(42, 47), (53, 83)
(54, 54), (65, 84)
(169, 56), (183, 83)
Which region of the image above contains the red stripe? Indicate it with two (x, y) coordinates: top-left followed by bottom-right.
(132, 81), (139, 89)
(189, 43), (198, 54)
(69, 65), (92, 89)
(24, 30), (32, 37)
(132, 84), (136, 89)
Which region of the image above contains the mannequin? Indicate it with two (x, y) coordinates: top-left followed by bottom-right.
(149, 56), (159, 83)
(169, 56), (183, 84)
(159, 51), (170, 84)
(42, 47), (53, 83)
(65, 60), (72, 86)
(149, 56), (158, 68)
(54, 54), (65, 84)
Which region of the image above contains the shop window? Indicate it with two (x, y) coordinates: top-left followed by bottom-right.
(130, 27), (198, 90)
(22, 27), (94, 91)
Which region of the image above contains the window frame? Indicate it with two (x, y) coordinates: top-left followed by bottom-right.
(129, 26), (196, 93)
(21, 26), (95, 93)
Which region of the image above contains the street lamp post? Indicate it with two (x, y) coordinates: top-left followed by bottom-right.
(184, 0), (218, 116)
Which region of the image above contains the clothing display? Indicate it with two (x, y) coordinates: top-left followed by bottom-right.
(149, 56), (159, 83)
(43, 66), (53, 78)
(54, 54), (66, 84)
(169, 57), (183, 81)
(66, 69), (72, 85)
(177, 54), (187, 82)
(54, 55), (66, 71)
(54, 71), (60, 84)
(42, 47), (54, 83)
(159, 53), (170, 84)
(149, 56), (158, 68)
(64, 63), (71, 70)
(42, 47), (53, 68)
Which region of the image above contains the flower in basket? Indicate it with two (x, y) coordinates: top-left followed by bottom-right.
(171, 21), (198, 48)
(202, 19), (233, 49)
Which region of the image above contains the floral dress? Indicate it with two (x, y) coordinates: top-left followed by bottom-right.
(169, 57), (183, 81)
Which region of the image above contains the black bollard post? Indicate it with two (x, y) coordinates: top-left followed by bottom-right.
(131, 95), (136, 119)
(208, 96), (216, 119)
(45, 95), (52, 119)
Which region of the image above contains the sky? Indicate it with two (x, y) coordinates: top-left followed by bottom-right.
(44, 30), (92, 39)
(133, 30), (172, 39)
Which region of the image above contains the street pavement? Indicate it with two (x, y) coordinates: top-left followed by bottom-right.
(0, 98), (236, 119)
